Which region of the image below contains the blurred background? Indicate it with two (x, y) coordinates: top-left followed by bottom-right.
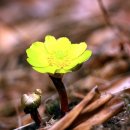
(0, 0), (130, 129)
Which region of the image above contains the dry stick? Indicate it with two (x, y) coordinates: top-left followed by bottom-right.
(97, 0), (129, 44)
(49, 87), (98, 130)
(97, 0), (111, 26)
(73, 100), (124, 130)
(70, 93), (113, 128)
(100, 76), (130, 95)
(81, 93), (113, 114)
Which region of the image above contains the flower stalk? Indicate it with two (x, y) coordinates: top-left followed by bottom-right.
(30, 109), (42, 126)
(49, 75), (69, 116)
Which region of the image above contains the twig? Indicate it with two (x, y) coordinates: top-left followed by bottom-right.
(97, 0), (130, 44)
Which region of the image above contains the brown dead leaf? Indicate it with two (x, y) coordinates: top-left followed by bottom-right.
(99, 76), (130, 95)
(81, 93), (113, 114)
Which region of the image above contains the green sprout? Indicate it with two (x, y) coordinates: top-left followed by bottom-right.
(26, 35), (92, 116)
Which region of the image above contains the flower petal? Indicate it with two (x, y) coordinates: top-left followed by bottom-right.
(45, 36), (71, 59)
(64, 50), (92, 70)
(32, 66), (57, 74)
(68, 42), (87, 59)
(26, 42), (49, 67)
(54, 37), (71, 59)
(55, 37), (71, 60)
(57, 37), (71, 51)
(44, 35), (57, 53)
(63, 60), (78, 70)
(77, 50), (92, 64)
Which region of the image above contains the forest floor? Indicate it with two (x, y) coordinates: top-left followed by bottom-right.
(0, 0), (130, 130)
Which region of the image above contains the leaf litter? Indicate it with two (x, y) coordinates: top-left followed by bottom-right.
(0, 0), (130, 130)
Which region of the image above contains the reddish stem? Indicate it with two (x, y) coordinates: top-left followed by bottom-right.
(30, 109), (42, 127)
(50, 76), (69, 115)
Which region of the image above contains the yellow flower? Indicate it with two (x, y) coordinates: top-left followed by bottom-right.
(26, 35), (92, 74)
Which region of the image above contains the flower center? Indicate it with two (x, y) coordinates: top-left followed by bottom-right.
(48, 55), (70, 68)
(55, 51), (66, 59)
